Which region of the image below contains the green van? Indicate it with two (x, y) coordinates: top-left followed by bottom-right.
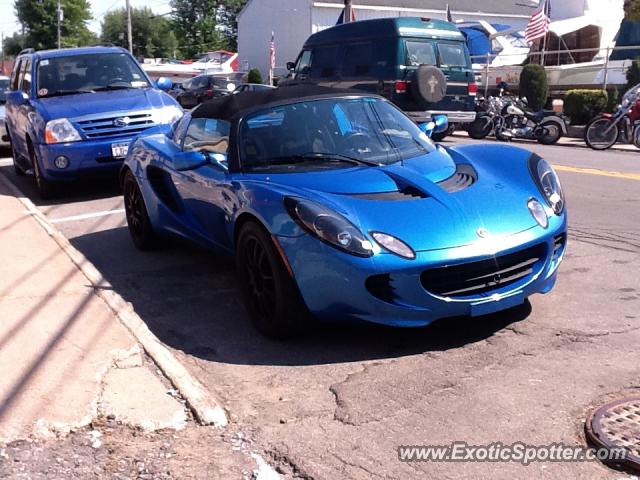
(287, 17), (477, 138)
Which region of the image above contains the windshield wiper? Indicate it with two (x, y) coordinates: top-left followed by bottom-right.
(295, 152), (380, 167)
(93, 84), (134, 91)
(43, 89), (95, 97)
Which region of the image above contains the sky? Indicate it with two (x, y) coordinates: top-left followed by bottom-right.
(0, 0), (173, 38)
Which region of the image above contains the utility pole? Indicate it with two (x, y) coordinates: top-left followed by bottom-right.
(57, 0), (62, 49)
(344, 0), (353, 23)
(126, 0), (133, 53)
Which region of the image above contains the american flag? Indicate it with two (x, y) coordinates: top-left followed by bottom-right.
(336, 7), (356, 25)
(525, 0), (551, 44)
(269, 32), (276, 70)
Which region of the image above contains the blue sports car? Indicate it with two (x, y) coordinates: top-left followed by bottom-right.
(121, 85), (567, 337)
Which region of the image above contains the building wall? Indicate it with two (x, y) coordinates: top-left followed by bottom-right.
(237, 0), (313, 79)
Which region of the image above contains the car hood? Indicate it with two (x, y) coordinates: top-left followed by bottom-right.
(259, 146), (540, 252)
(36, 88), (177, 121)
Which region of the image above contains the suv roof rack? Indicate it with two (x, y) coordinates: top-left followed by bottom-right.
(18, 48), (35, 56)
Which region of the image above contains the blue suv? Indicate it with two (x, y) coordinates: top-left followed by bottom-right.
(5, 46), (182, 198)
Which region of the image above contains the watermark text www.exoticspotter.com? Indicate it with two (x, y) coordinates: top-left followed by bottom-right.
(398, 442), (626, 466)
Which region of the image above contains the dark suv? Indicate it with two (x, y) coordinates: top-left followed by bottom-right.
(287, 17), (477, 139)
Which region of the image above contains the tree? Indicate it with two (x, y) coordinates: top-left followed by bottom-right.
(2, 33), (25, 57)
(519, 64), (549, 111)
(170, 0), (248, 58)
(14, 0), (95, 50)
(624, 0), (640, 21)
(101, 7), (178, 59)
(247, 68), (262, 84)
(218, 0), (247, 50)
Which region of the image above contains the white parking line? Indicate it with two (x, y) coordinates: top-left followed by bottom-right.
(0, 158), (13, 167)
(50, 208), (125, 224)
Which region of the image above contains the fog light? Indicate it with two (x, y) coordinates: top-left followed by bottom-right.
(528, 198), (548, 228)
(54, 156), (69, 169)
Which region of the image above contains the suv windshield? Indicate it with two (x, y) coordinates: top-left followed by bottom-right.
(37, 52), (149, 98)
(0, 78), (9, 103)
(240, 97), (436, 172)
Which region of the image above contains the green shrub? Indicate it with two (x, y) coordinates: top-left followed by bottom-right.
(563, 89), (608, 125)
(626, 58), (640, 92)
(605, 87), (619, 113)
(248, 68), (263, 84)
(519, 64), (548, 111)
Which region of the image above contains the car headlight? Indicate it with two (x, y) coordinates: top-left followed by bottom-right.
(371, 232), (415, 259)
(284, 197), (374, 257)
(153, 105), (184, 125)
(529, 154), (564, 215)
(44, 118), (82, 144)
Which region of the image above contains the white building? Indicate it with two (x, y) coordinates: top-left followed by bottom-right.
(238, 0), (538, 78)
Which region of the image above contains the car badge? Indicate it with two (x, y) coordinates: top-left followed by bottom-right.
(476, 228), (490, 238)
(114, 116), (131, 127)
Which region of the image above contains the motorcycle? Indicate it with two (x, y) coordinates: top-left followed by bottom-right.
(584, 83), (640, 150)
(497, 96), (567, 145)
(468, 83), (566, 145)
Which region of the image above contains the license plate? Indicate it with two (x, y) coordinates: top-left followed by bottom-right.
(470, 293), (524, 317)
(111, 142), (129, 158)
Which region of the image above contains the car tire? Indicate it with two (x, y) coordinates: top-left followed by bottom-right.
(236, 221), (311, 338)
(123, 170), (158, 250)
(29, 141), (55, 199)
(8, 132), (25, 176)
(411, 65), (447, 104)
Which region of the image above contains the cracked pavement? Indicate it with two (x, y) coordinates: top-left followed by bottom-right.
(1, 139), (639, 478)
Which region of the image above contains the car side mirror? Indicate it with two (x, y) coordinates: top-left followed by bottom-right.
(432, 114), (448, 134)
(419, 121), (436, 138)
(286, 61), (296, 71)
(208, 153), (229, 172)
(174, 151), (207, 171)
(156, 77), (173, 91)
(7, 91), (29, 105)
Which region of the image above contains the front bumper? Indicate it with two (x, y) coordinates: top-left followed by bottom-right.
(278, 218), (567, 327)
(34, 137), (135, 181)
(407, 110), (477, 124)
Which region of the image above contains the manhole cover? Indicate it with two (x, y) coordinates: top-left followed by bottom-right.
(586, 396), (640, 471)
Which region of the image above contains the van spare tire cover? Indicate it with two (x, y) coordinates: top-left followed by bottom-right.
(412, 65), (447, 104)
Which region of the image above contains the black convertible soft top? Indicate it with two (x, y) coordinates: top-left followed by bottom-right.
(191, 84), (368, 121)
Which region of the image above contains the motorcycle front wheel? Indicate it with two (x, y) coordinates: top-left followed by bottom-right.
(537, 121), (563, 145)
(467, 116), (493, 139)
(584, 117), (619, 150)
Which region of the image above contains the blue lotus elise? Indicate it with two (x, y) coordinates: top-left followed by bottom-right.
(121, 85), (567, 337)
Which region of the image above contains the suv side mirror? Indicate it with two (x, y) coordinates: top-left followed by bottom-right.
(286, 61), (296, 71)
(156, 77), (173, 91)
(174, 151), (207, 171)
(7, 91), (29, 105)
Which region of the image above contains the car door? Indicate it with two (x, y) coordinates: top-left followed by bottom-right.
(10, 58), (32, 160)
(171, 116), (235, 250)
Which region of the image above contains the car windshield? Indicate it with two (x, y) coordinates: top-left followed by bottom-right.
(0, 78), (9, 103)
(240, 97), (437, 172)
(37, 52), (149, 98)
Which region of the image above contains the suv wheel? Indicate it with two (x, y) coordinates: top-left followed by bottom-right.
(8, 132), (25, 176)
(29, 142), (55, 199)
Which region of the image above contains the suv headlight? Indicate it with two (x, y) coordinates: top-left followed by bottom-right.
(529, 154), (564, 215)
(284, 197), (374, 257)
(153, 105), (183, 125)
(45, 118), (82, 144)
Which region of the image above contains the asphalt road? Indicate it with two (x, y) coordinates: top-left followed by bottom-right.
(1, 138), (639, 479)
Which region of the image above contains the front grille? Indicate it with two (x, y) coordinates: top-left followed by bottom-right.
(75, 112), (156, 140)
(552, 234), (566, 261)
(351, 185), (427, 201)
(365, 274), (397, 303)
(421, 243), (546, 298)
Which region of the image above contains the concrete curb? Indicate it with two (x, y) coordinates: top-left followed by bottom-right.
(0, 172), (228, 428)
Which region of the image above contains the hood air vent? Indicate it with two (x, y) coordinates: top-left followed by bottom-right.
(438, 164), (477, 193)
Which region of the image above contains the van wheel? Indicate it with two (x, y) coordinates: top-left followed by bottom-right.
(411, 65), (447, 104)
